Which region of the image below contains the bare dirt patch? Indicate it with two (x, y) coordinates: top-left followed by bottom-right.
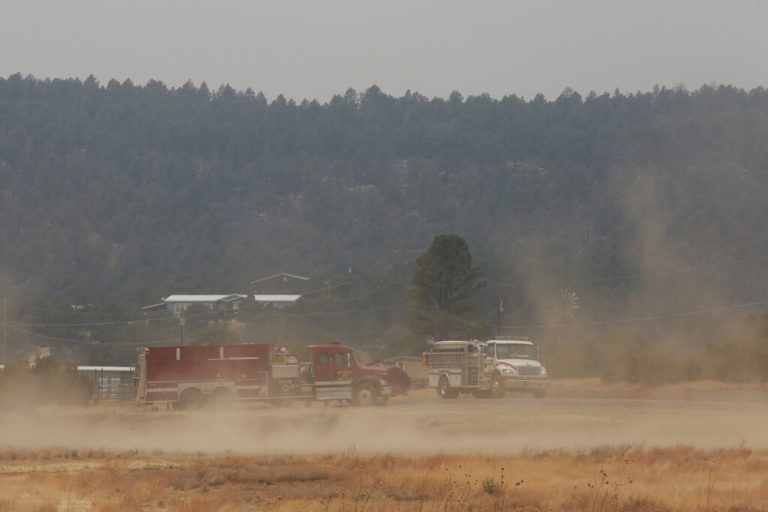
(0, 380), (766, 510)
(1, 381), (767, 456)
(549, 378), (768, 401)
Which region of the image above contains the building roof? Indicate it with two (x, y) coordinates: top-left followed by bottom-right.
(77, 366), (135, 372)
(253, 295), (302, 302)
(163, 294), (247, 303)
(252, 273), (310, 284)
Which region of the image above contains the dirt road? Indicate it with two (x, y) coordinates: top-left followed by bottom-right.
(1, 392), (766, 455)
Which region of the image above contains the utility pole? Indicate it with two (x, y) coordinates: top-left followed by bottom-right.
(348, 265), (352, 299)
(496, 292), (502, 336)
(2, 299), (6, 363)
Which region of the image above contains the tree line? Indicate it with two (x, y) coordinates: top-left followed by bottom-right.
(2, 75), (768, 376)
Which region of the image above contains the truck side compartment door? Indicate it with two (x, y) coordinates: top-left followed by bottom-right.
(314, 351), (332, 381)
(485, 343), (496, 375)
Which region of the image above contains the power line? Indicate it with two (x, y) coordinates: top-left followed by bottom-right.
(9, 292), (408, 328)
(293, 302), (410, 317)
(7, 257), (768, 330)
(501, 299), (768, 330)
(11, 298), (768, 348)
(10, 318), (176, 328)
(7, 325), (177, 346)
(8, 280), (359, 328)
(301, 279), (352, 297)
(488, 260), (754, 292)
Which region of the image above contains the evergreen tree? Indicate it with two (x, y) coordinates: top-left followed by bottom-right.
(406, 234), (488, 340)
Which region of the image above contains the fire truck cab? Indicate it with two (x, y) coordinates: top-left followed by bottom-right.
(307, 344), (406, 405)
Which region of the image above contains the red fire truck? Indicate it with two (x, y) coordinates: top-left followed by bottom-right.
(135, 342), (408, 409)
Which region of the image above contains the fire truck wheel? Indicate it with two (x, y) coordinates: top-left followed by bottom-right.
(374, 394), (389, 406)
(438, 375), (458, 399)
(490, 374), (504, 398)
(209, 388), (234, 410)
(352, 382), (378, 406)
(178, 388), (204, 411)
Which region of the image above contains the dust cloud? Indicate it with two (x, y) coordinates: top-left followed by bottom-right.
(1, 395), (767, 456)
(509, 168), (751, 381)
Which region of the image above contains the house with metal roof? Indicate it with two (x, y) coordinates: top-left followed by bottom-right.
(142, 294), (248, 318)
(253, 294), (302, 309)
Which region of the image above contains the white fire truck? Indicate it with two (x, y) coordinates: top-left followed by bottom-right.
(424, 337), (550, 399)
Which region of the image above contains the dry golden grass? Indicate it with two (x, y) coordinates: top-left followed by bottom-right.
(0, 446), (766, 511)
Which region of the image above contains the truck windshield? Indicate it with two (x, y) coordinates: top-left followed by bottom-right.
(496, 344), (535, 360)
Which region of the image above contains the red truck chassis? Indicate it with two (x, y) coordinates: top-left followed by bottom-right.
(135, 343), (408, 409)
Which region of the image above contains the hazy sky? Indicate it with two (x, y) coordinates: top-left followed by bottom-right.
(2, 0), (767, 102)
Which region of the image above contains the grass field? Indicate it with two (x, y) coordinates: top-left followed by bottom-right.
(0, 446), (766, 511)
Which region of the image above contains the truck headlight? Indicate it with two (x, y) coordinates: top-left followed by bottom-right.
(500, 367), (516, 376)
(540, 368), (548, 377)
(379, 378), (388, 386)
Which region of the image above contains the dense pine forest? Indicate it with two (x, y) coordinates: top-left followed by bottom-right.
(2, 73), (768, 379)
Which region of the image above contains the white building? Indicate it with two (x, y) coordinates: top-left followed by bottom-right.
(143, 294), (248, 318)
(253, 294), (302, 309)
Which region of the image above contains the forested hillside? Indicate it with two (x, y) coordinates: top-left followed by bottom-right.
(2, 74), (768, 367)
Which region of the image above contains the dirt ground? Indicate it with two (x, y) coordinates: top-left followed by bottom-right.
(0, 379), (766, 511)
(549, 377), (768, 401)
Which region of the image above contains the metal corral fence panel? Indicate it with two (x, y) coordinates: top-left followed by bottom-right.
(395, 356), (429, 389)
(78, 366), (135, 401)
